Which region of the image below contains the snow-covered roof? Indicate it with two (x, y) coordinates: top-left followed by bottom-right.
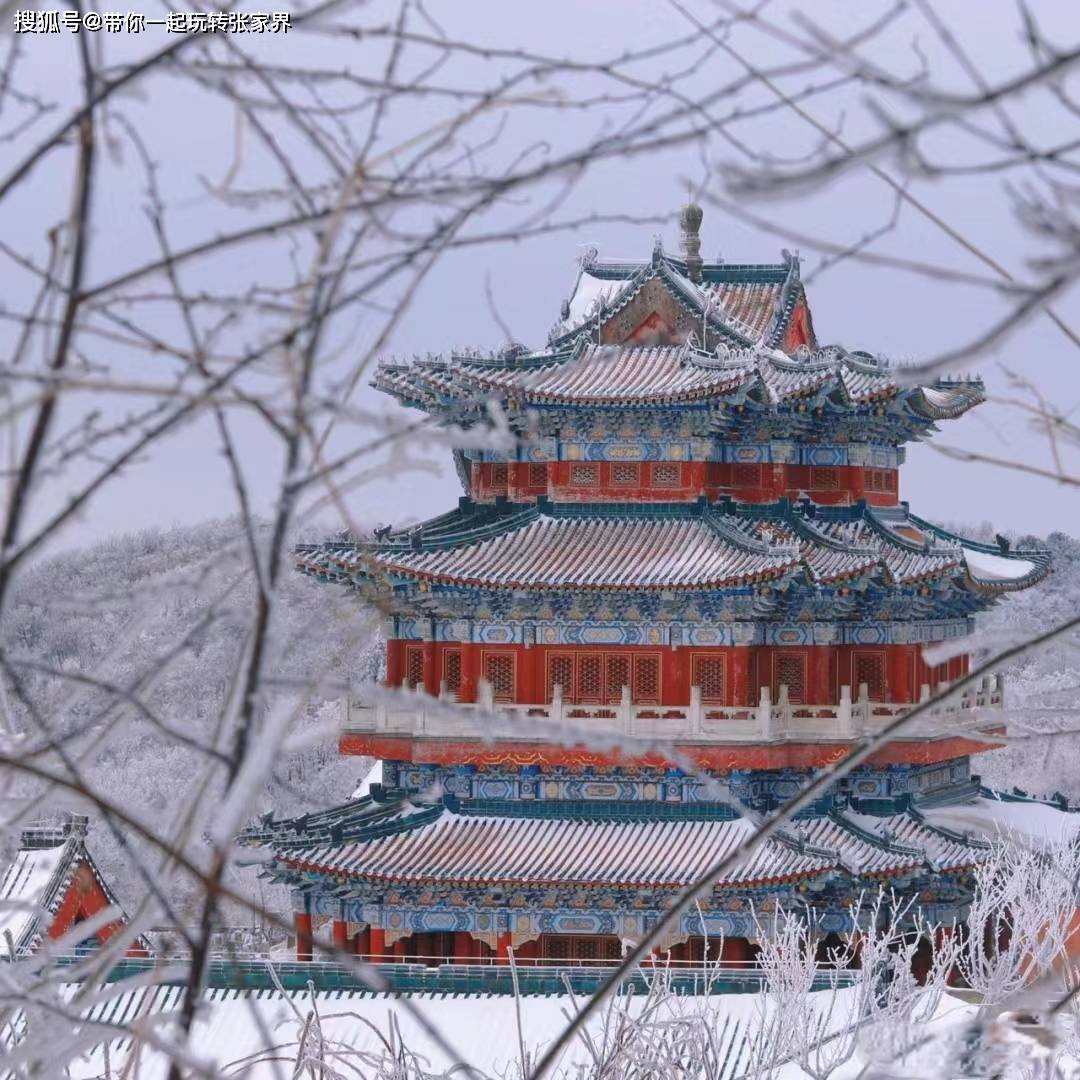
(923, 796), (1080, 847)
(297, 501), (1049, 599)
(961, 547), (1038, 584)
(0, 843), (67, 953)
(0, 815), (144, 957)
(253, 792), (991, 893)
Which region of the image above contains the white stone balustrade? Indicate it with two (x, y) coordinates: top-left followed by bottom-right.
(341, 674), (1006, 746)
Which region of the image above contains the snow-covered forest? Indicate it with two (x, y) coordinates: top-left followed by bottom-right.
(2, 518), (380, 920)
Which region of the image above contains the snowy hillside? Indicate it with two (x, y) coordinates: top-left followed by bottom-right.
(970, 530), (1080, 796)
(2, 518), (379, 921)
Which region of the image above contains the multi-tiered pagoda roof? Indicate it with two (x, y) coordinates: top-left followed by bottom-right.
(298, 500), (1045, 608)
(377, 342), (983, 434)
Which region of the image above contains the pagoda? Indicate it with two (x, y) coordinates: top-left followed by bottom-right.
(250, 205), (1049, 970)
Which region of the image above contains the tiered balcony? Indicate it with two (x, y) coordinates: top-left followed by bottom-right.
(339, 676), (1006, 769)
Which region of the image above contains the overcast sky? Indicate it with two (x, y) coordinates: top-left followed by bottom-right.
(4, 0), (1079, 555)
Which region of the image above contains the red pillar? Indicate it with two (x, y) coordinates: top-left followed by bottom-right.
(386, 640), (403, 688)
(809, 647), (832, 704)
(454, 931), (473, 963)
(496, 932), (512, 965)
(392, 938), (408, 961)
(888, 646), (913, 704)
(662, 647), (688, 706)
(722, 937), (749, 965)
(461, 644), (479, 703)
(730, 647), (749, 706)
(332, 919), (348, 951)
(369, 926), (386, 960)
(355, 927), (371, 956)
(769, 463), (786, 500)
(422, 640), (438, 696)
(850, 466), (866, 504)
(295, 913), (313, 962)
(519, 645), (536, 705)
(661, 648), (679, 706)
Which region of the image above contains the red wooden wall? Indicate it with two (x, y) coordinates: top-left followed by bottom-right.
(469, 461), (898, 506)
(47, 861), (148, 957)
(386, 640), (969, 708)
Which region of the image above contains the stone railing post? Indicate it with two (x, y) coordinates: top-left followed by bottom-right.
(919, 682), (931, 703)
(838, 684), (853, 737)
(619, 685), (632, 735)
(776, 683), (790, 734)
(552, 683), (564, 727)
(995, 672), (1005, 707)
(689, 684), (703, 736)
(478, 678), (494, 714)
(856, 682), (870, 731)
(756, 686), (773, 738)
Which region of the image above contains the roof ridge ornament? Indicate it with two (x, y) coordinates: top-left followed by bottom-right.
(679, 199), (704, 283)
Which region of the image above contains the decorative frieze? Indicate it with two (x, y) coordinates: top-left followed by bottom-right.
(396, 616), (973, 648)
(465, 440), (903, 468)
(381, 759), (970, 811)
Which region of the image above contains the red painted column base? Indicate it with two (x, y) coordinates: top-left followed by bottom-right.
(295, 913), (313, 962)
(454, 931), (474, 963)
(355, 927), (371, 957)
(496, 932), (511, 965)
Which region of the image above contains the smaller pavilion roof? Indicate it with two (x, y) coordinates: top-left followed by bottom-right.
(0, 814), (140, 956)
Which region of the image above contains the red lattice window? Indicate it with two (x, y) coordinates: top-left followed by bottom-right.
(733, 463), (761, 487)
(691, 655), (726, 703)
(491, 463), (508, 488)
(570, 462), (599, 486)
(651, 463), (681, 488)
(853, 653), (886, 701)
(542, 935), (570, 961)
(404, 645), (424, 690)
(528, 463), (547, 488)
(864, 468), (897, 494)
(579, 654), (603, 702)
(483, 653), (515, 702)
(774, 653), (806, 704)
(548, 653), (654, 704)
(611, 462), (640, 487)
(576, 937), (598, 961)
(811, 467), (840, 490)
(607, 655), (631, 701)
(633, 655), (661, 704)
(443, 650), (462, 698)
(548, 654), (573, 701)
(541, 935), (620, 962)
